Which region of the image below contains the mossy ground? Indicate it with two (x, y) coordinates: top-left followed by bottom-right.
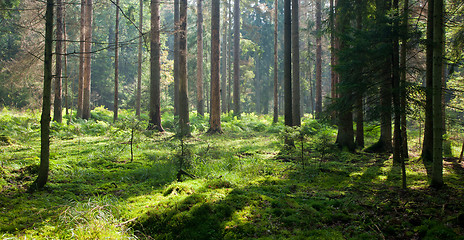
(1, 108), (464, 239)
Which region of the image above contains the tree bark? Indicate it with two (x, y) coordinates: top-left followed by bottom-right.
(292, 0), (300, 126)
(400, 0), (409, 164)
(315, 0), (322, 118)
(422, 0), (434, 165)
(431, 0), (443, 189)
(82, 0), (92, 120)
(273, 0), (278, 123)
(233, 0), (240, 117)
(393, 0), (402, 165)
(136, 0), (143, 117)
(284, 0), (292, 126)
(178, 0), (190, 136)
(221, 2), (227, 114)
(113, 0), (119, 123)
(197, 0), (204, 116)
(148, 0), (164, 131)
(77, 0), (85, 118)
(63, 0), (69, 117)
(174, 0), (180, 116)
(54, 0), (63, 123)
(208, 0), (222, 133)
(355, 0), (364, 148)
(32, 0), (54, 191)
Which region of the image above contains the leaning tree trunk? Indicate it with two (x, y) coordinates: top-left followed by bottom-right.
(178, 0), (190, 136)
(82, 0), (92, 120)
(273, 0), (278, 123)
(136, 0), (143, 117)
(284, 0), (292, 126)
(32, 0), (54, 191)
(292, 0), (300, 126)
(208, 0), (222, 134)
(233, 0), (240, 117)
(196, 0), (204, 116)
(113, 0), (119, 123)
(148, 0), (164, 132)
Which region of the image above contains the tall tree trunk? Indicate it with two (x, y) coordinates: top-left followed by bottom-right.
(227, 0), (232, 113)
(422, 0), (434, 165)
(82, 0), (92, 120)
(77, 0), (85, 118)
(63, 0), (69, 117)
(32, 0), (54, 191)
(292, 0), (300, 126)
(355, 0), (364, 148)
(393, 0), (402, 166)
(113, 0), (119, 123)
(148, 0), (164, 131)
(284, 0), (292, 126)
(54, 0), (63, 123)
(315, 0), (322, 118)
(431, 0), (443, 189)
(136, 0), (143, 117)
(330, 0), (335, 101)
(400, 0), (409, 189)
(209, 0), (222, 133)
(178, 0), (190, 136)
(233, 0), (240, 117)
(196, 0), (204, 116)
(273, 0), (278, 123)
(174, 0), (180, 116)
(221, 2), (227, 114)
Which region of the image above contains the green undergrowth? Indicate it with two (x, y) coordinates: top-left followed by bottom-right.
(1, 108), (464, 239)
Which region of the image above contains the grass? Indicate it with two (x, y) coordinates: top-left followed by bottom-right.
(1, 107), (464, 239)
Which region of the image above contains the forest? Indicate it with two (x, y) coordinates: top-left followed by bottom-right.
(1, 0), (464, 239)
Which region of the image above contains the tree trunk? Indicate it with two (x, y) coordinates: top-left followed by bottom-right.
(273, 0), (278, 123)
(148, 0), (164, 131)
(355, 0), (364, 148)
(315, 0), (322, 118)
(431, 0), (443, 189)
(136, 0), (143, 117)
(208, 0), (222, 134)
(227, 0), (232, 113)
(82, 0), (92, 120)
(113, 0), (119, 123)
(233, 0), (240, 117)
(292, 0), (300, 126)
(63, 0), (69, 117)
(77, 0), (85, 118)
(174, 0), (180, 116)
(221, 2), (227, 114)
(330, 0), (335, 101)
(393, 0), (402, 166)
(32, 0), (54, 191)
(401, 0), (409, 163)
(459, 140), (464, 162)
(196, 0), (204, 116)
(284, 0), (292, 126)
(54, 0), (63, 123)
(178, 0), (190, 136)
(422, 0), (434, 165)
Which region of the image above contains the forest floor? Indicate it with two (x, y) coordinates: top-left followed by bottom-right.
(1, 108), (464, 239)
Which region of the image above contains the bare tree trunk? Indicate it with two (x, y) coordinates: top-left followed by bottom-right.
(400, 0), (409, 162)
(393, 0), (402, 166)
(178, 0), (190, 136)
(208, 0), (222, 134)
(136, 0), (143, 117)
(54, 0), (63, 123)
(148, 0), (164, 131)
(221, 1), (227, 114)
(77, 0), (85, 118)
(32, 0), (54, 191)
(431, 0), (443, 189)
(113, 0), (119, 123)
(292, 0), (300, 126)
(315, 0), (322, 118)
(173, 0), (180, 117)
(233, 0), (240, 117)
(330, 0), (335, 101)
(63, 0), (69, 117)
(273, 0), (278, 123)
(284, 0), (292, 126)
(196, 0), (204, 116)
(82, 0), (92, 120)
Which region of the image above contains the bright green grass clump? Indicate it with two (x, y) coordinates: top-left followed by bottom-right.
(1, 108), (464, 239)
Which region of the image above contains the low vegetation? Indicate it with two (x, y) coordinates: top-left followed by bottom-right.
(1, 108), (463, 239)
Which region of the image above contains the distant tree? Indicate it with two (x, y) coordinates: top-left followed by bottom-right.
(54, 0), (63, 123)
(315, 0), (322, 118)
(208, 0), (222, 134)
(233, 0), (240, 117)
(221, 0), (228, 114)
(178, 0), (190, 136)
(292, 0), (300, 126)
(31, 0), (54, 191)
(174, 0), (180, 116)
(82, 0), (93, 120)
(148, 0), (164, 131)
(284, 0), (292, 126)
(196, 0), (204, 116)
(113, 0), (119, 123)
(273, 0), (278, 123)
(136, 0), (143, 117)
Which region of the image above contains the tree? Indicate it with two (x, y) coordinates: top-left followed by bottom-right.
(422, 0), (434, 165)
(54, 0), (63, 123)
(354, 0), (364, 148)
(77, 0), (85, 118)
(273, 0), (278, 123)
(431, 0), (444, 188)
(221, 0), (228, 114)
(113, 0), (120, 123)
(196, 0), (204, 116)
(208, 0), (222, 134)
(233, 0), (240, 117)
(178, 0), (190, 136)
(284, 0), (292, 126)
(174, 0), (180, 116)
(136, 0), (143, 117)
(31, 0), (54, 191)
(148, 0), (164, 131)
(315, 0), (322, 118)
(82, 0), (93, 120)
(292, 0), (300, 126)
